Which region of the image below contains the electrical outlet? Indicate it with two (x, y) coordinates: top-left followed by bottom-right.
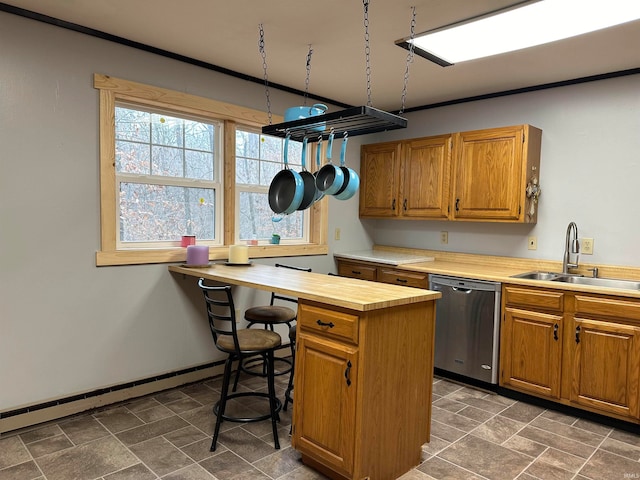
(334, 228), (340, 241)
(440, 231), (448, 244)
(528, 236), (537, 250)
(582, 237), (594, 255)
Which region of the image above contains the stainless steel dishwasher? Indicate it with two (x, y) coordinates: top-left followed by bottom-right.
(429, 274), (501, 385)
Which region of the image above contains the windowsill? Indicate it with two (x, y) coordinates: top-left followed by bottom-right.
(96, 244), (328, 266)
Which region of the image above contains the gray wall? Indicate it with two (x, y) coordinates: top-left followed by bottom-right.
(1, 9), (638, 412)
(365, 75), (640, 267)
(0, 12), (369, 411)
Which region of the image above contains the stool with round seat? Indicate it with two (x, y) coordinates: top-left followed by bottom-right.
(198, 278), (281, 452)
(232, 263), (311, 391)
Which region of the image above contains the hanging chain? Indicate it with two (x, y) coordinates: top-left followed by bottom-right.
(399, 6), (416, 114)
(258, 24), (272, 125)
(303, 45), (313, 106)
(363, 0), (372, 107)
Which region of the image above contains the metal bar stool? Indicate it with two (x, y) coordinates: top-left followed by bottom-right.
(198, 278), (281, 451)
(233, 263), (311, 392)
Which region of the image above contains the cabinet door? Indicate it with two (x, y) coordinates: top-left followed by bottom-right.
(452, 126), (524, 221)
(292, 333), (358, 477)
(569, 317), (640, 418)
(501, 307), (563, 399)
(359, 142), (402, 217)
(401, 135), (451, 219)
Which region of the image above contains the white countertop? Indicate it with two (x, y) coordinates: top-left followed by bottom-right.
(334, 249), (435, 266)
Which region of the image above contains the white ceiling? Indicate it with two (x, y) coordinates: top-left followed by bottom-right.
(3, 0), (640, 111)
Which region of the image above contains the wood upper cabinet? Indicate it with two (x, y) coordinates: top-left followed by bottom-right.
(359, 135), (452, 219)
(451, 125), (541, 222)
(567, 295), (640, 419)
(360, 125), (541, 222)
(359, 141), (402, 217)
(501, 286), (564, 399)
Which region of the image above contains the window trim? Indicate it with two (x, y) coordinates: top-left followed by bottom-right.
(94, 74), (327, 266)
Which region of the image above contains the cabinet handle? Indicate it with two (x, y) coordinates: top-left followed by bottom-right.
(553, 323), (558, 341)
(392, 198), (396, 210)
(455, 198), (460, 211)
(403, 198), (407, 211)
(316, 319), (335, 328)
(345, 360), (352, 386)
(575, 325), (581, 344)
(351, 270), (361, 275)
(396, 278), (408, 283)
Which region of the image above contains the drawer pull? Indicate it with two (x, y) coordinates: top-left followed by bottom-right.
(553, 323), (558, 341)
(396, 278), (408, 283)
(316, 319), (335, 328)
(351, 270), (361, 275)
(575, 325), (581, 344)
(345, 360), (352, 386)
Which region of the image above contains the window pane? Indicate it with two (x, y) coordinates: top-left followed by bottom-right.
(236, 157), (260, 185)
(186, 150), (214, 180)
(152, 113), (183, 147)
(238, 192), (304, 241)
(115, 107), (150, 142)
(120, 183), (215, 242)
(116, 140), (150, 174)
(236, 130), (259, 159)
(261, 161), (281, 187)
(152, 145), (183, 177)
(184, 120), (214, 151)
(260, 135), (282, 161)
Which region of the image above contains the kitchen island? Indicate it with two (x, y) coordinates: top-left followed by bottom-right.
(169, 263), (440, 480)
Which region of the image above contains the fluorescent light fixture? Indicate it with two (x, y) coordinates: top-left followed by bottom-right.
(397, 0), (640, 66)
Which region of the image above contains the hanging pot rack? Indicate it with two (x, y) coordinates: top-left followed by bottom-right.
(259, 1), (411, 143)
(261, 106), (406, 142)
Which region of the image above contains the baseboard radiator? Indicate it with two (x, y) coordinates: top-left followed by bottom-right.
(1, 347), (292, 435)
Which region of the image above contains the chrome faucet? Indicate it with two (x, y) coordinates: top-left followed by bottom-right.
(563, 222), (580, 273)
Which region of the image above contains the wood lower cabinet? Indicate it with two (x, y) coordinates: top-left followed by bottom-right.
(568, 295), (640, 419)
(336, 259), (428, 289)
(501, 286), (565, 399)
(502, 284), (640, 423)
(293, 300), (436, 480)
(502, 306), (563, 399)
(337, 260), (377, 281)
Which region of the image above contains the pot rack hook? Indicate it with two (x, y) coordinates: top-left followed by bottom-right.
(258, 23), (272, 125)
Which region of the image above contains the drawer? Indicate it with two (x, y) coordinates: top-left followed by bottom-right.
(504, 285), (564, 312)
(298, 303), (359, 344)
(337, 261), (377, 281)
(574, 295), (640, 323)
(378, 268), (428, 289)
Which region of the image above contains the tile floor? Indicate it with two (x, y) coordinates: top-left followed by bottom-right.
(2, 370), (640, 480)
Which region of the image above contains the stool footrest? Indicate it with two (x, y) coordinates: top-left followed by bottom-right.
(214, 392), (282, 423)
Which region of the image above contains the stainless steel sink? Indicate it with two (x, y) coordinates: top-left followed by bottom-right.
(551, 276), (640, 290)
(510, 271), (563, 281)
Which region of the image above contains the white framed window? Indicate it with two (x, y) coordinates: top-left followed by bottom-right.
(115, 104), (224, 248)
(235, 128), (309, 244)
(95, 74), (328, 266)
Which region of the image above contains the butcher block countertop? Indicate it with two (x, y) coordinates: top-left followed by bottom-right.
(169, 263), (439, 312)
(336, 245), (640, 299)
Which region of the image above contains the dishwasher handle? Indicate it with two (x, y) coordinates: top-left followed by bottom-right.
(451, 286), (472, 294)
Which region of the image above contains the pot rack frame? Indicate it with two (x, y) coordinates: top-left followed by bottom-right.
(261, 105), (407, 142)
